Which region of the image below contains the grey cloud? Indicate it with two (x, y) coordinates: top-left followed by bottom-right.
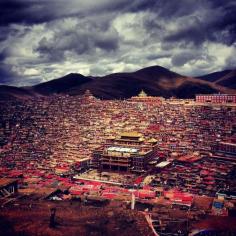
(156, 0), (202, 19)
(225, 48), (236, 69)
(0, 47), (11, 62)
(0, 63), (18, 84)
(146, 53), (171, 61)
(171, 52), (196, 67)
(164, 1), (236, 46)
(35, 19), (119, 61)
(165, 17), (207, 46)
(0, 0), (145, 26)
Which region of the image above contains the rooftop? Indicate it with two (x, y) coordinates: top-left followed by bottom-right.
(120, 132), (142, 138)
(147, 138), (158, 143)
(156, 161), (171, 168)
(220, 142), (236, 147)
(0, 178), (18, 187)
(138, 90), (147, 97)
(107, 146), (138, 153)
(196, 94), (236, 96)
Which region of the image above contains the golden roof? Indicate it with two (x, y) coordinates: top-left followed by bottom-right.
(138, 90), (147, 97)
(120, 132), (142, 138)
(147, 138), (157, 143)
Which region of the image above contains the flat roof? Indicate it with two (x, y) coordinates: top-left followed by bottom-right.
(177, 155), (202, 162)
(107, 146), (138, 153)
(220, 142), (236, 147)
(78, 157), (90, 162)
(196, 94), (236, 96)
(156, 161), (171, 168)
(0, 178), (18, 187)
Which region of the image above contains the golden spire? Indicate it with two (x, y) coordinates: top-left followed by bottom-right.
(138, 90), (147, 97)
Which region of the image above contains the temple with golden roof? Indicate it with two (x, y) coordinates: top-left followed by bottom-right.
(92, 132), (158, 173)
(128, 90), (164, 103)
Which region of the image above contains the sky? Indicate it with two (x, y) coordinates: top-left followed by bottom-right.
(0, 0), (236, 86)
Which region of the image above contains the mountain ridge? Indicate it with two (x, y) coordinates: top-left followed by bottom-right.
(0, 65), (235, 100)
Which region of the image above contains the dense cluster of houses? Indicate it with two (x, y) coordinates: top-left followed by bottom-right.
(0, 91), (235, 208)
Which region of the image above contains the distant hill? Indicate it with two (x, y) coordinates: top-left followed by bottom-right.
(0, 66), (235, 100)
(71, 66), (222, 99)
(33, 73), (93, 95)
(215, 70), (236, 89)
(197, 69), (236, 89)
(197, 70), (232, 82)
(0, 85), (35, 101)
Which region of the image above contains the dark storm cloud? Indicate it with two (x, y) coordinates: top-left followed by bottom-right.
(152, 0), (200, 18)
(146, 53), (171, 61)
(0, 0), (236, 86)
(35, 19), (119, 61)
(0, 64), (18, 84)
(0, 0), (148, 26)
(164, 17), (207, 47)
(172, 52), (197, 67)
(0, 48), (10, 62)
(171, 50), (215, 67)
(225, 47), (236, 69)
(0, 0), (56, 26)
(0, 27), (12, 42)
(0, 62), (43, 86)
(164, 0), (236, 46)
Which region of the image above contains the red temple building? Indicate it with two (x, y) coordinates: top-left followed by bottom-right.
(196, 94), (236, 104)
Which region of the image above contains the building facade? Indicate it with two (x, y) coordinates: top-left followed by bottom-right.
(92, 132), (158, 173)
(213, 142), (236, 155)
(128, 90), (164, 104)
(196, 94), (236, 104)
